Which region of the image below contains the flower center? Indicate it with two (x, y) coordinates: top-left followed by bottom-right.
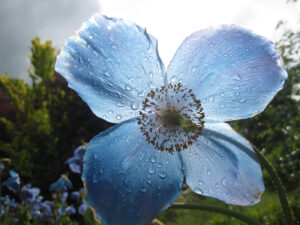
(137, 83), (205, 153)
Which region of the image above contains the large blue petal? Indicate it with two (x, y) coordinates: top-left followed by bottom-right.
(180, 122), (264, 205)
(167, 25), (287, 121)
(55, 14), (165, 123)
(82, 118), (183, 225)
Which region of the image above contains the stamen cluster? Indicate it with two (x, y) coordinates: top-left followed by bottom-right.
(137, 83), (205, 153)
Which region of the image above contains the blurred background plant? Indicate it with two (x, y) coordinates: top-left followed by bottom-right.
(0, 19), (299, 225)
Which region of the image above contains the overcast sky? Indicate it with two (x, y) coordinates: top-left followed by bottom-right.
(0, 0), (299, 83)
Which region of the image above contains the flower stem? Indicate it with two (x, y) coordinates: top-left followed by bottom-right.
(252, 145), (294, 225)
(170, 203), (259, 225)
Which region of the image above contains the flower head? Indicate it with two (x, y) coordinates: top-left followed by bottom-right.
(65, 145), (86, 174)
(2, 170), (20, 194)
(20, 184), (41, 204)
(49, 175), (72, 192)
(55, 14), (287, 225)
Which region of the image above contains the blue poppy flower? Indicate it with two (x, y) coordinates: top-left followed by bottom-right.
(32, 201), (55, 221)
(65, 145), (86, 174)
(49, 175), (72, 192)
(20, 184), (41, 204)
(55, 14), (287, 225)
(2, 170), (20, 194)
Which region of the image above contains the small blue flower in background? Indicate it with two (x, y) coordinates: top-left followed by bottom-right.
(71, 187), (85, 201)
(20, 184), (41, 205)
(2, 170), (20, 194)
(55, 14), (287, 225)
(65, 145), (86, 174)
(32, 201), (56, 222)
(78, 199), (88, 215)
(49, 175), (72, 192)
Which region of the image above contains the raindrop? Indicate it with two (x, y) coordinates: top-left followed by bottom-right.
(158, 171), (167, 179)
(148, 166), (155, 174)
(149, 72), (153, 78)
(215, 183), (220, 189)
(224, 53), (228, 57)
(140, 185), (147, 192)
(195, 187), (203, 194)
(198, 180), (204, 185)
(207, 168), (212, 175)
(116, 114), (122, 120)
(125, 85), (132, 91)
(116, 102), (125, 107)
(221, 177), (226, 186)
(108, 110), (113, 115)
(239, 99), (246, 103)
(220, 92), (225, 97)
(234, 73), (242, 81)
(235, 92), (240, 96)
(170, 76), (177, 83)
(209, 43), (214, 47)
(131, 102), (139, 110)
(191, 67), (197, 73)
(150, 155), (157, 163)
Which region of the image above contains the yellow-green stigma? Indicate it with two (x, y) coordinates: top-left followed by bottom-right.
(162, 112), (197, 133)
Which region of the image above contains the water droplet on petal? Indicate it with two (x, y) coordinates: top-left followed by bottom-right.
(207, 168), (212, 175)
(209, 43), (214, 47)
(116, 114), (122, 120)
(170, 76), (177, 83)
(117, 102), (125, 107)
(215, 183), (220, 189)
(108, 110), (113, 115)
(150, 155), (157, 163)
(235, 92), (240, 96)
(221, 177), (226, 186)
(125, 85), (132, 91)
(140, 185), (147, 192)
(195, 187), (203, 194)
(239, 99), (246, 103)
(220, 92), (225, 97)
(131, 102), (139, 110)
(148, 165), (155, 174)
(158, 171), (167, 179)
(149, 72), (153, 78)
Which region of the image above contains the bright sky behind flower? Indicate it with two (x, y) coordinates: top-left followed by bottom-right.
(0, 0), (299, 82)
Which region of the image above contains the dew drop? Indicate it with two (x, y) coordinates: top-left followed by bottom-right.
(198, 180), (204, 185)
(131, 102), (139, 110)
(209, 43), (214, 47)
(149, 72), (153, 78)
(191, 67), (197, 73)
(215, 183), (220, 189)
(125, 85), (132, 91)
(150, 155), (157, 163)
(108, 110), (113, 115)
(140, 185), (147, 192)
(239, 99), (246, 103)
(235, 92), (240, 96)
(207, 168), (212, 175)
(195, 187), (203, 194)
(158, 171), (167, 179)
(116, 102), (125, 107)
(148, 166), (155, 174)
(221, 177), (226, 186)
(170, 76), (177, 83)
(116, 114), (122, 120)
(220, 92), (225, 97)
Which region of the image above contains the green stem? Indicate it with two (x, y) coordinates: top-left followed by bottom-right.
(170, 203), (259, 225)
(252, 145), (294, 225)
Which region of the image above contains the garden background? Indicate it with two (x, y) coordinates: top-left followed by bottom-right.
(0, 0), (299, 224)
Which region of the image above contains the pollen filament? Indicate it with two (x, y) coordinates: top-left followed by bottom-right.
(137, 83), (205, 153)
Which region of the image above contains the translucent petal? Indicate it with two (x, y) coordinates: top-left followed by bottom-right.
(167, 25), (287, 121)
(181, 122), (265, 205)
(82, 118), (183, 225)
(55, 14), (165, 123)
